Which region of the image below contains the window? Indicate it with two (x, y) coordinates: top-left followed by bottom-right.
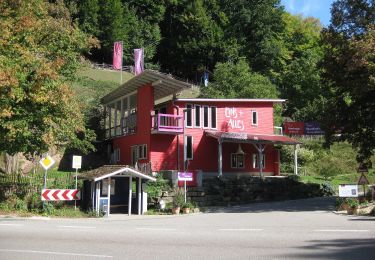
(210, 106), (217, 129)
(185, 136), (193, 160)
(252, 153), (265, 169)
(231, 154), (245, 168)
(138, 144), (147, 159)
(131, 146), (138, 165)
(195, 105), (201, 127)
(252, 110), (258, 125)
(203, 106), (209, 128)
(115, 148), (120, 162)
(185, 104), (192, 127)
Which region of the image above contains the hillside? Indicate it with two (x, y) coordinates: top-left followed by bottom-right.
(72, 67), (134, 106)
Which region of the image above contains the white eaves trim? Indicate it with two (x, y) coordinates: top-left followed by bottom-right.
(176, 98), (286, 103)
(94, 167), (156, 182)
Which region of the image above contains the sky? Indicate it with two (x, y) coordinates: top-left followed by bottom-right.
(281, 0), (335, 26)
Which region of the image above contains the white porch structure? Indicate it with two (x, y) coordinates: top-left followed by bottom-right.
(80, 165), (156, 216)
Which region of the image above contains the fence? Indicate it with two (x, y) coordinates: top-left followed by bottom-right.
(0, 171), (77, 197)
(90, 62), (134, 73)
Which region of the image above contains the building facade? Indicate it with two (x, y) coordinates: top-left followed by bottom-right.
(102, 70), (300, 182)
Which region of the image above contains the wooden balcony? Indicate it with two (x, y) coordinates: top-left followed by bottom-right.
(151, 113), (184, 135)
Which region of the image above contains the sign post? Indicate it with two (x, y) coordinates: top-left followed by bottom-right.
(72, 155), (82, 210)
(358, 172), (369, 199)
(178, 172), (193, 203)
(39, 155), (56, 189)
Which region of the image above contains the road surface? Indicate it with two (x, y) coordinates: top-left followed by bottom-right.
(0, 197), (374, 259)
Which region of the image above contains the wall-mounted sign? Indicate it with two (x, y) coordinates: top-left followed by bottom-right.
(284, 122), (305, 135)
(339, 184), (358, 197)
(305, 122), (324, 135)
(225, 107), (245, 131)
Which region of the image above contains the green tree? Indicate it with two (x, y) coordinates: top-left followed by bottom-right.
(321, 0), (375, 167)
(0, 0), (96, 156)
(157, 0), (228, 78)
(278, 14), (325, 120)
(220, 0), (286, 75)
(78, 0), (100, 35)
(201, 59), (282, 124)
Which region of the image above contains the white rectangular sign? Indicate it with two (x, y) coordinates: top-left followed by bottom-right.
(339, 184), (358, 197)
(72, 155), (82, 169)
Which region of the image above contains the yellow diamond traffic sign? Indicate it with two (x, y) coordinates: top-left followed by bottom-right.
(39, 155), (55, 170)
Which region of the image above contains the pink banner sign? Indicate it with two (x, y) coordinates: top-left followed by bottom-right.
(134, 48), (144, 75)
(178, 172), (193, 181)
(113, 41), (122, 70)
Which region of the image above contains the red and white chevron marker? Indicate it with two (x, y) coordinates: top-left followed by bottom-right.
(41, 189), (81, 201)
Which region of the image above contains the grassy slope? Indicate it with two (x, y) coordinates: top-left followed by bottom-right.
(72, 67), (134, 106)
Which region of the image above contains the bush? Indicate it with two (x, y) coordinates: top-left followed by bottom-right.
(346, 198), (359, 209)
(146, 174), (170, 205)
(173, 188), (185, 208)
(25, 192), (43, 211)
(321, 182), (334, 196)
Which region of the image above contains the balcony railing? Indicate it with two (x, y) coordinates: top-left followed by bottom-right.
(151, 113), (184, 134)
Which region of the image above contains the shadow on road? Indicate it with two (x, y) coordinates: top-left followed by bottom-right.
(285, 238), (375, 259)
(203, 197), (336, 213)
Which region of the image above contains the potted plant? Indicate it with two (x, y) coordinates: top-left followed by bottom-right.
(172, 188), (184, 215)
(346, 198), (359, 215)
(182, 202), (193, 214)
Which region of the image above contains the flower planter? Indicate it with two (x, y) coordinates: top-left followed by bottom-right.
(182, 207), (190, 214)
(172, 207), (180, 215)
(347, 207), (358, 215)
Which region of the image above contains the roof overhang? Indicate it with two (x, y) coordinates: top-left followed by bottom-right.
(176, 98), (286, 103)
(101, 70), (195, 104)
(205, 130), (301, 145)
(79, 165), (156, 182)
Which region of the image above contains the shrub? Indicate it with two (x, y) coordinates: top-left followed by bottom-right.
(321, 182), (334, 196)
(146, 174), (170, 205)
(25, 192), (43, 211)
(14, 198), (27, 211)
(172, 188), (185, 208)
(346, 198), (359, 209)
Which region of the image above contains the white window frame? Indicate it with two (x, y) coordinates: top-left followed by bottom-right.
(231, 153), (245, 169)
(251, 110), (258, 126)
(203, 105), (209, 129)
(252, 153), (265, 169)
(210, 106), (217, 129)
(194, 105), (201, 128)
(185, 104), (193, 128)
(184, 136), (193, 160)
(138, 144), (147, 159)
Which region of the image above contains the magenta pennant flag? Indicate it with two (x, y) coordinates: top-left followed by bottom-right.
(134, 48), (144, 75)
(113, 42), (123, 70)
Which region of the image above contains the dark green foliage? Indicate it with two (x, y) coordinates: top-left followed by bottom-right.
(321, 0), (375, 167)
(157, 0), (227, 78)
(145, 174), (170, 204)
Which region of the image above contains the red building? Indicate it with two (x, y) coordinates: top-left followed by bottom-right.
(102, 70), (300, 184)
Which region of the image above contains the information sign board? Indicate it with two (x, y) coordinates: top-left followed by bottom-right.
(339, 184), (358, 197)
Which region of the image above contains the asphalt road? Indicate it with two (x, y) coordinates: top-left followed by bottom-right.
(1, 197), (375, 260)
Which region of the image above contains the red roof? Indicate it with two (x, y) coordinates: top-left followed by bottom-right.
(205, 130), (301, 145)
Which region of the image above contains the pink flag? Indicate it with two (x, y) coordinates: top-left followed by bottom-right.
(113, 42), (123, 70)
(134, 48), (144, 75)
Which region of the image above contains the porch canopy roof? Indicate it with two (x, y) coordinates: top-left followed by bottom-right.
(101, 70), (195, 105)
(79, 165), (156, 182)
(205, 130), (301, 145)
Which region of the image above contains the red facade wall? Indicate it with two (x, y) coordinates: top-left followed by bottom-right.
(149, 100), (278, 174)
(112, 84), (154, 165)
(111, 90), (280, 175)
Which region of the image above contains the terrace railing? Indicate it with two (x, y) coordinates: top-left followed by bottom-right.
(151, 113), (184, 134)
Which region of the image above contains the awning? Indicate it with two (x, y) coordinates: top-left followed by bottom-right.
(101, 70), (195, 104)
(79, 165), (156, 182)
(205, 130), (301, 145)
